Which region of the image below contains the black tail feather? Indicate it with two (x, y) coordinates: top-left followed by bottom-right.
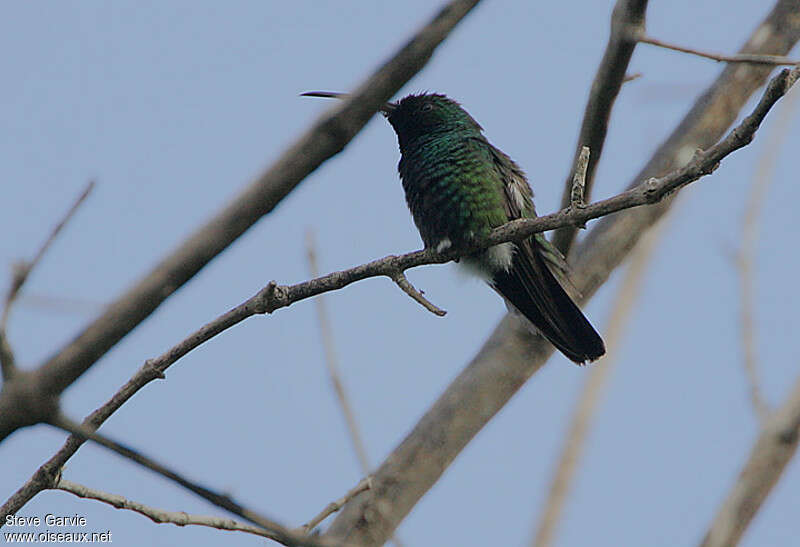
(491, 242), (605, 364)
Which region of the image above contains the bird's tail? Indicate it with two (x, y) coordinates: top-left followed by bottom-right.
(490, 242), (605, 364)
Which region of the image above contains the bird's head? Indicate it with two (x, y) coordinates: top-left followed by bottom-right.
(384, 93), (483, 143)
(301, 91), (482, 147)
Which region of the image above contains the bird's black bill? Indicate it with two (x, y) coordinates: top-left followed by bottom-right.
(300, 91), (348, 100)
(300, 90), (396, 114)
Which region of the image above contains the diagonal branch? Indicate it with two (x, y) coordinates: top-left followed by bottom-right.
(306, 232), (373, 474)
(299, 478), (373, 533)
(49, 414), (281, 531)
(639, 35), (800, 65)
(737, 83), (799, 423)
(56, 479), (327, 546)
(389, 272), (446, 316)
(552, 0), (649, 254)
(700, 374), (800, 547)
(0, 181), (94, 379)
(324, 3), (800, 544)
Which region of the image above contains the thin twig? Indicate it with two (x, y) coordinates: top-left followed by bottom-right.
(16, 293), (101, 315)
(305, 231), (372, 473)
(553, 0), (649, 254)
(305, 233), (405, 546)
(640, 35), (800, 66)
(738, 84), (799, 424)
(700, 374), (800, 547)
(569, 146), (591, 211)
(1, 181), (94, 330)
(50, 414), (280, 532)
(0, 334), (15, 383)
(0, 181), (94, 378)
(531, 217), (667, 547)
(390, 272), (446, 316)
(300, 478), (372, 533)
(623, 72), (643, 83)
(56, 479), (323, 546)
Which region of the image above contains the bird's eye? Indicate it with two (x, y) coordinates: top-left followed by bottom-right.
(421, 102), (434, 112)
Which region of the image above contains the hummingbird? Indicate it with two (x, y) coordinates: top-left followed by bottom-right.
(302, 91), (605, 364)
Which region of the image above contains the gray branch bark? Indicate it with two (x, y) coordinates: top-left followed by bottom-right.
(701, 375), (800, 547)
(552, 0), (648, 254)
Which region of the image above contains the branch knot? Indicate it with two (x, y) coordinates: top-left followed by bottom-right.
(252, 281), (289, 314)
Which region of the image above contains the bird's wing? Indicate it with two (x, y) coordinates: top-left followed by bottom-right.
(486, 143), (534, 220)
(488, 143), (578, 294)
(486, 144), (602, 363)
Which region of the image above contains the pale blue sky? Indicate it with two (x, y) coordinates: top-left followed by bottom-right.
(1, 2), (798, 546)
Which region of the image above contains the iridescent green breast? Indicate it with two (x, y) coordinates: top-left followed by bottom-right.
(398, 133), (508, 250)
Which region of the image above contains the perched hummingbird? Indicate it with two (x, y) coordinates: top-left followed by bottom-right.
(302, 91), (605, 364)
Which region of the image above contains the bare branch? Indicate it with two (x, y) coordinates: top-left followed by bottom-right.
(0, 334), (15, 383)
(701, 375), (800, 547)
(325, 4), (800, 543)
(49, 414), (280, 531)
(640, 35), (800, 66)
(299, 478), (373, 533)
(56, 479), (325, 546)
(390, 272), (447, 316)
(737, 84), (799, 423)
(0, 181), (94, 379)
(1, 181), (94, 331)
(305, 231), (372, 473)
(531, 218), (666, 547)
(569, 146), (591, 211)
(552, 0), (649, 254)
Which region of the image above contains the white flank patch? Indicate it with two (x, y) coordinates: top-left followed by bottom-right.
(435, 238), (452, 253)
(485, 242), (514, 271)
(460, 242), (515, 280)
